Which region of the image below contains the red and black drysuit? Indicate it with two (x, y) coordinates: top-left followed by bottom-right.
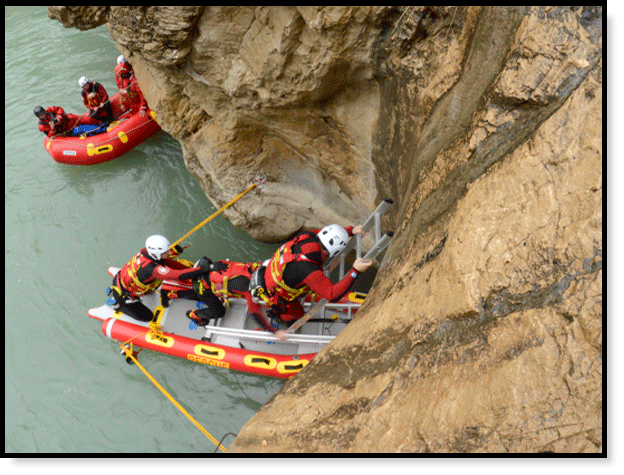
(37, 105), (98, 137)
(259, 227), (359, 323)
(81, 80), (116, 122)
(174, 260), (276, 332)
(114, 62), (148, 115)
(110, 246), (200, 322)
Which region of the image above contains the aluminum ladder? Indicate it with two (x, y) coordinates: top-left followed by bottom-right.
(324, 198), (394, 280)
(296, 199), (395, 328)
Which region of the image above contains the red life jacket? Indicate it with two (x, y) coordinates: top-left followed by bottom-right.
(82, 82), (108, 108)
(114, 63), (134, 87)
(195, 261), (261, 303)
(114, 247), (183, 299)
(116, 66), (138, 101)
(114, 250), (160, 299)
(262, 232), (322, 305)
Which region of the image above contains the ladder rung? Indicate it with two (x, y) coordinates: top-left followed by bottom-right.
(324, 199), (394, 278)
(360, 198), (393, 234)
(203, 325), (335, 345)
(361, 231), (394, 262)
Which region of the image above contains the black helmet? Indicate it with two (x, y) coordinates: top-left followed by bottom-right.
(33, 106), (46, 118)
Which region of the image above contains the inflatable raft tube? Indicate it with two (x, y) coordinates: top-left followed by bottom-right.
(100, 316), (315, 379)
(89, 267), (361, 378)
(44, 93), (160, 165)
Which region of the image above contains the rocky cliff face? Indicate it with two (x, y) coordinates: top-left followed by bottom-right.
(49, 6), (602, 453)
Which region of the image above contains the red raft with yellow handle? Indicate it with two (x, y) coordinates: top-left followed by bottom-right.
(88, 267), (366, 379)
(44, 93), (160, 165)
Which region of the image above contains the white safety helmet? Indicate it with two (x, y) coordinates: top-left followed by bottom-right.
(117, 55), (126, 64)
(145, 235), (171, 260)
(78, 76), (90, 88)
(318, 225), (350, 258)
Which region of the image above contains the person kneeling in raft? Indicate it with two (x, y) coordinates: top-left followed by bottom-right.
(109, 235), (214, 322)
(167, 258), (275, 333)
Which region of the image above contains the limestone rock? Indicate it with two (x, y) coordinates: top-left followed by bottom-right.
(227, 6), (602, 453)
(107, 6), (203, 65)
(48, 5), (391, 241)
(48, 5), (602, 452)
(48, 6), (109, 31)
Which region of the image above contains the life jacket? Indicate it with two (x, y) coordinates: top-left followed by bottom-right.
(114, 63), (134, 83)
(39, 107), (67, 135)
(116, 66), (138, 101)
(113, 250), (159, 299)
(261, 232), (321, 305)
(83, 82), (107, 108)
(195, 261), (261, 304)
(114, 247), (182, 299)
(122, 80), (140, 103)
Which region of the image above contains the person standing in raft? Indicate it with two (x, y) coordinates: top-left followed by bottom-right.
(114, 55), (148, 116)
(172, 259), (276, 332)
(33, 105), (98, 137)
(110, 235), (215, 322)
(79, 76), (116, 123)
(252, 224), (373, 324)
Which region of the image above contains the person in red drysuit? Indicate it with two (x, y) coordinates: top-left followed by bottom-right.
(33, 105), (99, 137)
(79, 76), (116, 122)
(114, 55), (148, 116)
(173, 259), (276, 331)
(254, 224), (372, 324)
(110, 235), (213, 322)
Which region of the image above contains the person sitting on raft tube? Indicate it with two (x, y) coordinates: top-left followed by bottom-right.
(171, 259), (276, 332)
(33, 105), (99, 138)
(252, 224), (372, 324)
(110, 235), (212, 322)
(114, 55), (148, 116)
(79, 76), (116, 123)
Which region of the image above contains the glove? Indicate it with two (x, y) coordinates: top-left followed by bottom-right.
(209, 261), (229, 273)
(198, 256), (213, 272)
(173, 244), (184, 254)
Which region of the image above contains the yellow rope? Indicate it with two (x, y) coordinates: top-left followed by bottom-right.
(120, 342), (227, 453)
(171, 176), (264, 248)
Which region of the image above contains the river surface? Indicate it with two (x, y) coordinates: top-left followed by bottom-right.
(5, 6), (285, 454)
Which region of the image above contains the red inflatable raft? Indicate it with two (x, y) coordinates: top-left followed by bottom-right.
(89, 267), (365, 379)
(44, 93), (160, 165)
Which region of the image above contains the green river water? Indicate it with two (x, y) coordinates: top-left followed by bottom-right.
(5, 6), (285, 454)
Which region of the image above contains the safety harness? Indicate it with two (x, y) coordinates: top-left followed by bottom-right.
(251, 236), (318, 306)
(192, 261), (261, 306)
